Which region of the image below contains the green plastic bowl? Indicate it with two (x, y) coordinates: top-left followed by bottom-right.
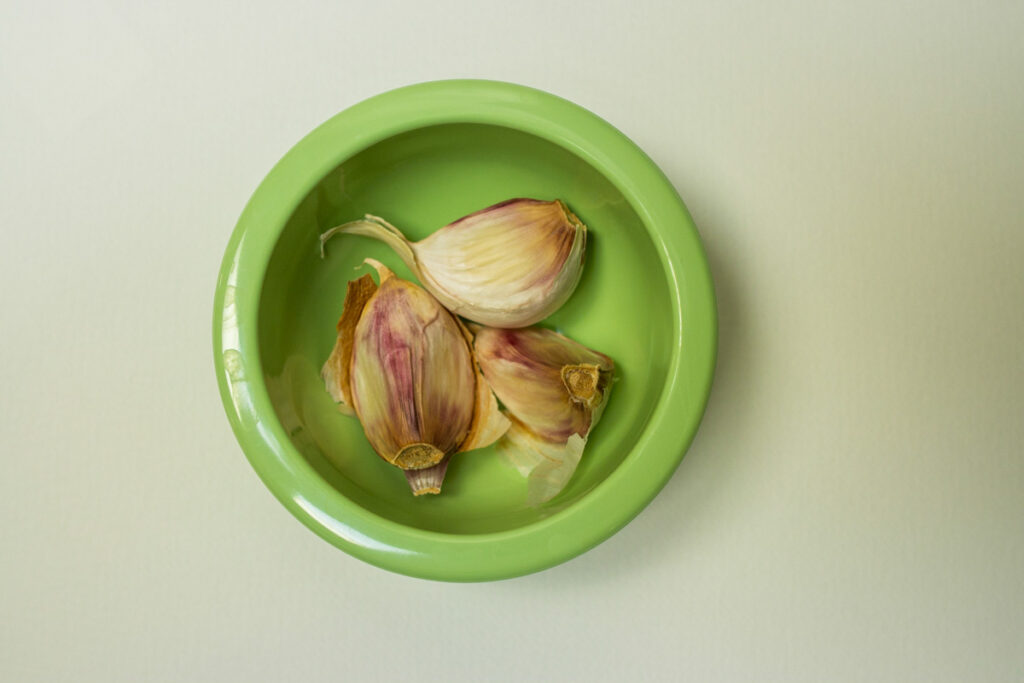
(213, 80), (716, 581)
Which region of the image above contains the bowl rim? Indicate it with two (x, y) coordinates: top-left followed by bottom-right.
(213, 79), (717, 581)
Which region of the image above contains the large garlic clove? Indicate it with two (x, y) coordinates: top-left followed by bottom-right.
(322, 260), (509, 496)
(349, 259), (477, 470)
(320, 198), (587, 328)
(473, 326), (614, 504)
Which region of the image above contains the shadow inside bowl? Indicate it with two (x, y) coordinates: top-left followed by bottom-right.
(257, 123), (675, 534)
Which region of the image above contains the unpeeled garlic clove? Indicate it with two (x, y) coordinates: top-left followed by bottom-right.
(320, 199), (587, 328)
(474, 326), (614, 443)
(322, 260), (509, 495)
(473, 326), (614, 504)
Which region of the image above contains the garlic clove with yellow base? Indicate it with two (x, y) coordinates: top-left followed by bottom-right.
(319, 198), (587, 328)
(350, 259), (476, 470)
(473, 326), (614, 504)
(322, 260), (509, 495)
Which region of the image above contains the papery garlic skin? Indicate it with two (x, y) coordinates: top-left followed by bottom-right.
(322, 261), (510, 494)
(321, 273), (378, 416)
(320, 199), (586, 328)
(500, 426), (585, 506)
(473, 326), (614, 504)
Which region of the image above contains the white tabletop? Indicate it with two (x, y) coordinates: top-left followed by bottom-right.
(2, 1), (1022, 681)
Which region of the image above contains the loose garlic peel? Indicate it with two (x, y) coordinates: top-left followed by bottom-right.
(319, 198), (587, 328)
(322, 259), (509, 496)
(474, 327), (614, 504)
(500, 424), (587, 506)
(454, 318), (512, 451)
(322, 273), (378, 416)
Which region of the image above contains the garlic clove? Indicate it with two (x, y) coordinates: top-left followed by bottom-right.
(473, 326), (613, 443)
(348, 259), (477, 470)
(322, 260), (510, 496)
(473, 326), (614, 503)
(320, 198), (587, 328)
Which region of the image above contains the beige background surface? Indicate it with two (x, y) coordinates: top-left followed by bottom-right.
(2, 1), (1023, 681)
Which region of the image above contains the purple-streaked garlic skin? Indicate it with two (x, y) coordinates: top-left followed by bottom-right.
(414, 199), (584, 326)
(349, 269), (476, 468)
(474, 326), (613, 443)
(322, 261), (511, 494)
(319, 198), (587, 327)
(474, 325), (614, 505)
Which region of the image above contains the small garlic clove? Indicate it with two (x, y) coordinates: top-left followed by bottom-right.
(348, 259), (477, 470)
(320, 198), (587, 327)
(474, 326), (614, 504)
(474, 326), (613, 443)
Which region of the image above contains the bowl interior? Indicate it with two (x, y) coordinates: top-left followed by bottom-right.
(258, 123), (674, 534)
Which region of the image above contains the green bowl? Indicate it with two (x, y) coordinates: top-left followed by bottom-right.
(213, 80), (716, 581)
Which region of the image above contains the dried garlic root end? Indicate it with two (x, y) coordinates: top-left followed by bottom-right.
(392, 443), (445, 470)
(405, 459), (450, 496)
(561, 364), (601, 405)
